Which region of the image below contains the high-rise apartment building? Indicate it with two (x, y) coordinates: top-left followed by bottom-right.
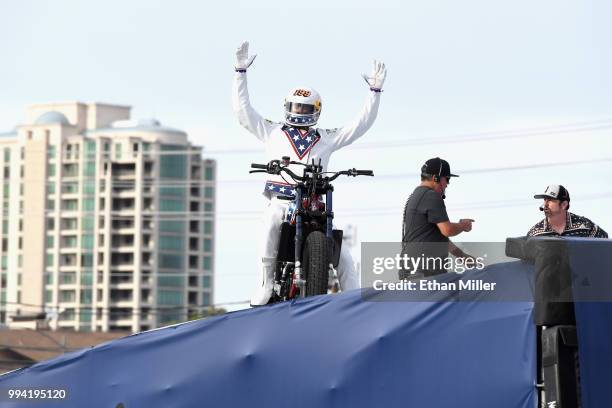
(0, 102), (215, 332)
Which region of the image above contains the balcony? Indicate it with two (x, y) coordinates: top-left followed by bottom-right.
(109, 289), (133, 305)
(108, 307), (133, 322)
(190, 166), (201, 179)
(112, 198), (135, 212)
(110, 271), (133, 285)
(111, 253), (134, 267)
(112, 234), (134, 247)
(111, 163), (136, 180)
(112, 185), (136, 197)
(111, 219), (135, 233)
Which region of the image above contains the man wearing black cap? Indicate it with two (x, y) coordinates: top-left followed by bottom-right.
(527, 184), (608, 238)
(400, 157), (475, 277)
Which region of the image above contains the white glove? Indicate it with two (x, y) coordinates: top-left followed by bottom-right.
(235, 41), (257, 72)
(362, 60), (387, 91)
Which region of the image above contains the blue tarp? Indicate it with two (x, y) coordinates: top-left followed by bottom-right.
(0, 261), (537, 408)
(568, 238), (612, 408)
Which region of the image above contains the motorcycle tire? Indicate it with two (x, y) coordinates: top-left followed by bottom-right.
(302, 231), (329, 296)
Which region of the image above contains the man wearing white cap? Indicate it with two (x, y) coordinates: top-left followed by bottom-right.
(527, 184), (608, 238)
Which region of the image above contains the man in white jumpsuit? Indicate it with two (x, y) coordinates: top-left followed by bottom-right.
(232, 41), (387, 305)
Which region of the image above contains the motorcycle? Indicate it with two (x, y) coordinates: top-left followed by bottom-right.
(250, 157), (373, 303)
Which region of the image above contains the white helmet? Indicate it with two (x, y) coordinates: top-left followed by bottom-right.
(284, 87), (322, 127)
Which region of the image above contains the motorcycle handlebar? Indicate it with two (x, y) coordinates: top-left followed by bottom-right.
(250, 161), (373, 182)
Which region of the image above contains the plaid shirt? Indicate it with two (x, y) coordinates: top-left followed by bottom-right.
(527, 212), (608, 238)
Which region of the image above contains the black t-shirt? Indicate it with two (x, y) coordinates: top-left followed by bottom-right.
(402, 186), (450, 243)
(400, 186), (450, 277)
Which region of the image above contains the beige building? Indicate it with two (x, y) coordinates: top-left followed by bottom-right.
(0, 102), (215, 333)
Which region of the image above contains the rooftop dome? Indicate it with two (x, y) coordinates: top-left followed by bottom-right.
(34, 111), (70, 126)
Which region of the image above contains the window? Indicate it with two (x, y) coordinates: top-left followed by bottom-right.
(159, 200), (185, 212)
(84, 162), (96, 177)
(81, 289), (92, 305)
(158, 290), (184, 306)
(159, 220), (184, 233)
(158, 254), (183, 269)
(62, 199), (78, 211)
(63, 163), (79, 177)
(204, 221), (213, 234)
(82, 217), (94, 231)
(83, 198), (95, 211)
(202, 275), (211, 288)
(62, 236), (77, 248)
(81, 271), (93, 285)
(159, 187), (186, 197)
(203, 239), (212, 252)
(85, 140), (96, 155)
(62, 182), (78, 194)
(203, 256), (212, 271)
(80, 311), (92, 324)
(204, 187), (214, 199)
(204, 166), (214, 181)
(159, 145), (187, 179)
(81, 234), (94, 249)
(61, 218), (78, 230)
(60, 273), (76, 284)
(60, 290), (76, 302)
(157, 276), (184, 287)
(44, 273), (53, 284)
(159, 236), (183, 251)
(83, 181), (95, 194)
(81, 254), (93, 267)
(59, 308), (75, 321)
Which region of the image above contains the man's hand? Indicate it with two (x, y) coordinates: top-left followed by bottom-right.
(362, 60), (387, 91)
(459, 219), (475, 232)
(235, 41), (257, 72)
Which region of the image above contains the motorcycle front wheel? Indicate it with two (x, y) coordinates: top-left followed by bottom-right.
(302, 231), (329, 296)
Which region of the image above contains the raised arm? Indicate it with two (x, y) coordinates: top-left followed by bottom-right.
(232, 41), (275, 142)
(329, 60), (387, 149)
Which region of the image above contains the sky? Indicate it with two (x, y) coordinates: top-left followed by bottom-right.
(1, 0), (611, 310)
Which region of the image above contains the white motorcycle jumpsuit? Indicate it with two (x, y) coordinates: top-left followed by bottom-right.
(232, 71), (381, 305)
